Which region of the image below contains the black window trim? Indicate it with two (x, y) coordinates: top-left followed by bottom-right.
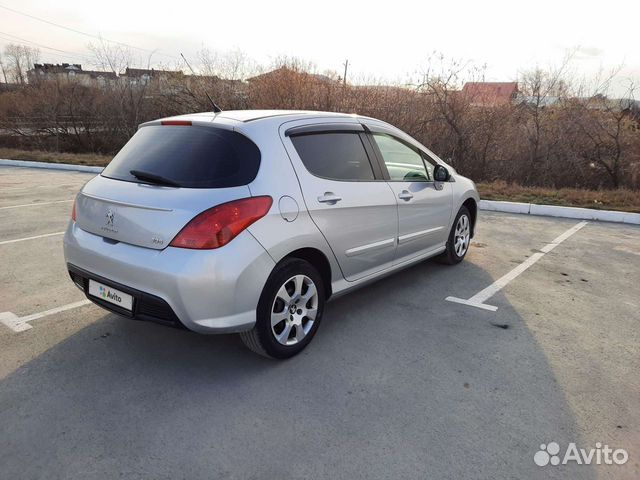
(288, 130), (387, 183)
(366, 131), (435, 183)
(285, 122), (365, 137)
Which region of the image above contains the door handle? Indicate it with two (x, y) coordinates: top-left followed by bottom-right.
(398, 190), (413, 201)
(317, 192), (342, 205)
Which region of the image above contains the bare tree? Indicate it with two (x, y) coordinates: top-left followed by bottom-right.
(3, 44), (40, 84)
(566, 84), (638, 188)
(0, 52), (8, 83)
(88, 41), (134, 74)
(515, 52), (578, 183)
(415, 54), (487, 173)
(198, 47), (257, 80)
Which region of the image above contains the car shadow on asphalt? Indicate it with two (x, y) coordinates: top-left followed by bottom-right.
(0, 259), (598, 480)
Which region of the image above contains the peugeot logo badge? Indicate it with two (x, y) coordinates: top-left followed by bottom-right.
(105, 209), (115, 227)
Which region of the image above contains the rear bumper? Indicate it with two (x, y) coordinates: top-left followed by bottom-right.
(68, 264), (186, 328)
(63, 222), (276, 333)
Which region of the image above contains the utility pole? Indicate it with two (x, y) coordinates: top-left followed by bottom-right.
(343, 59), (348, 87)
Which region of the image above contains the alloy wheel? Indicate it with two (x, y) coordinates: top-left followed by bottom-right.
(270, 275), (319, 346)
(454, 214), (470, 257)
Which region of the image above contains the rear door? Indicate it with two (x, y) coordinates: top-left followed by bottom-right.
(77, 123), (261, 249)
(367, 131), (452, 263)
(282, 122), (398, 281)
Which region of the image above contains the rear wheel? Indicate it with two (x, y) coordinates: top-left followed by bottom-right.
(240, 258), (325, 359)
(438, 206), (472, 265)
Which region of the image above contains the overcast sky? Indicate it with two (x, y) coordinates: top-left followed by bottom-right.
(1, 0), (638, 95)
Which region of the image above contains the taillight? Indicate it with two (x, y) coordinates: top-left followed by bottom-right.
(71, 197), (77, 221)
(170, 196), (273, 249)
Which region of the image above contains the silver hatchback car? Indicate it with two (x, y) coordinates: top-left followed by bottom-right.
(64, 110), (479, 358)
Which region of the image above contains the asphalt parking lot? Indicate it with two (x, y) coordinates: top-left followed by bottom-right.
(1, 166), (639, 479)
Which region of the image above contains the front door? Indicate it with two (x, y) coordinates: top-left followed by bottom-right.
(369, 132), (452, 263)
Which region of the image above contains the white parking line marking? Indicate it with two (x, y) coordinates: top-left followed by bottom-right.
(446, 221), (588, 311)
(0, 300), (92, 332)
(0, 231), (65, 245)
(0, 199), (73, 210)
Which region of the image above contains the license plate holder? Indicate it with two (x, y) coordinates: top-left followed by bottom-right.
(88, 279), (134, 311)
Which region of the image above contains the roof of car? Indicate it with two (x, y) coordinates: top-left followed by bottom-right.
(218, 110), (359, 122)
(156, 110), (364, 126)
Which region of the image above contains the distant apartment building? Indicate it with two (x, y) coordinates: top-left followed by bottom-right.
(26, 64), (191, 90)
(120, 67), (185, 86)
(27, 63), (117, 87)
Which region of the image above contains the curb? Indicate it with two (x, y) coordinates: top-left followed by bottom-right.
(480, 200), (640, 225)
(0, 159), (103, 173)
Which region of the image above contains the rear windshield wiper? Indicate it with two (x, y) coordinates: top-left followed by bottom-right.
(130, 169), (180, 187)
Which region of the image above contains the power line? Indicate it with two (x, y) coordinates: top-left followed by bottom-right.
(0, 30), (94, 61)
(0, 38), (88, 64)
(0, 39), (93, 67)
(0, 3), (178, 60)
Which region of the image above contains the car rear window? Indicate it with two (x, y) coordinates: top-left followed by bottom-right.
(101, 125), (261, 188)
(290, 132), (375, 181)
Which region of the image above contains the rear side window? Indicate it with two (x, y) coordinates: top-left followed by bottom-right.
(102, 125), (261, 188)
(290, 132), (375, 181)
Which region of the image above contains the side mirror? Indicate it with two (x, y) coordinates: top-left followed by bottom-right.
(434, 165), (450, 182)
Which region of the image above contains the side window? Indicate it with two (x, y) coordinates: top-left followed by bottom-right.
(291, 132), (375, 181)
(372, 133), (430, 182)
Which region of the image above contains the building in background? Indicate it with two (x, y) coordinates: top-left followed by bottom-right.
(119, 67), (184, 87)
(461, 82), (519, 107)
(27, 63), (117, 87)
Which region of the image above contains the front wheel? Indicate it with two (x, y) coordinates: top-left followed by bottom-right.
(240, 258), (325, 359)
(438, 206), (472, 265)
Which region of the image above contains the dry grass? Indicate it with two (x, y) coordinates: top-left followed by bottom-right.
(479, 181), (640, 213)
(0, 148), (111, 167)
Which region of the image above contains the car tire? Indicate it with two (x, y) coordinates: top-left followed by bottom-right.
(239, 258), (325, 359)
(438, 206), (472, 265)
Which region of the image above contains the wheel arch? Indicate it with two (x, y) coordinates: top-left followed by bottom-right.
(461, 197), (478, 238)
(278, 247), (333, 299)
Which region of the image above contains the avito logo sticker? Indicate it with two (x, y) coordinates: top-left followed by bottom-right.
(534, 441), (628, 467)
(99, 285), (122, 303)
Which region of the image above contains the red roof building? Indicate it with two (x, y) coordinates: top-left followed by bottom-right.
(461, 82), (519, 107)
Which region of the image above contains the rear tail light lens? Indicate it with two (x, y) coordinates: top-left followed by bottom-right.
(170, 196), (272, 249)
(71, 197), (77, 221)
